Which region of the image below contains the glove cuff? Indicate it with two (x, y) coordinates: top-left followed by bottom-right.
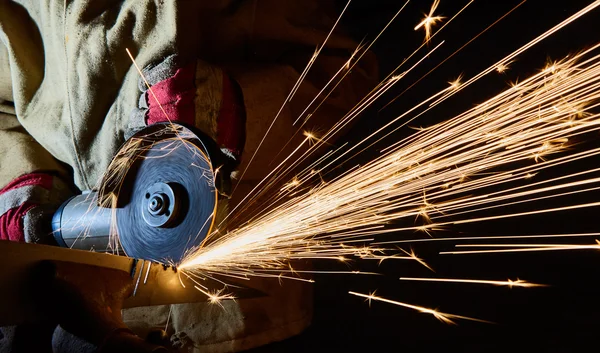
(0, 172), (72, 243)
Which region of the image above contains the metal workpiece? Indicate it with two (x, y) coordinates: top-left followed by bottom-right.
(0, 240), (265, 327)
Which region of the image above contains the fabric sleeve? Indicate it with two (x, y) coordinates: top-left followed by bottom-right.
(0, 111), (73, 243)
(0, 43), (72, 243)
(0, 40), (12, 103)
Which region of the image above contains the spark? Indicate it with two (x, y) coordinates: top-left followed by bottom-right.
(414, 0), (446, 43)
(195, 287), (236, 308)
(180, 43), (600, 281)
(361, 255), (415, 265)
(303, 131), (324, 146)
(280, 177), (301, 192)
(495, 60), (514, 73)
(291, 0), (410, 128)
(345, 40), (367, 70)
(376, 232), (600, 245)
(532, 138), (569, 162)
(104, 2), (600, 306)
(543, 58), (566, 75)
(455, 242), (600, 248)
(400, 247), (435, 272)
(399, 277), (547, 288)
(441, 240), (600, 255)
(448, 74), (463, 90)
(230, 0), (353, 196)
(349, 291), (492, 324)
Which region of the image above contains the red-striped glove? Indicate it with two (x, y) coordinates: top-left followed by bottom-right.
(0, 172), (71, 243)
(128, 55), (246, 195)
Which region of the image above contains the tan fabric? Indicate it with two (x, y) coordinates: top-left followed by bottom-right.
(0, 43), (11, 103)
(194, 61), (223, 140)
(0, 112), (69, 190)
(123, 276), (313, 352)
(0, 0), (377, 351)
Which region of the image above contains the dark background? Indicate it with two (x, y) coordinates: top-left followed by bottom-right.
(250, 1), (600, 352)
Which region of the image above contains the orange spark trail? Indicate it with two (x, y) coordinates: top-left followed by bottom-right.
(414, 0), (446, 43)
(399, 277), (547, 287)
(349, 291), (493, 324)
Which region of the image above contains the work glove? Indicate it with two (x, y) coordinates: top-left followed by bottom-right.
(0, 173), (72, 244)
(0, 54), (246, 245)
(127, 54), (246, 198)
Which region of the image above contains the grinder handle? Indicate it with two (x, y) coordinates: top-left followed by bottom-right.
(52, 192), (116, 252)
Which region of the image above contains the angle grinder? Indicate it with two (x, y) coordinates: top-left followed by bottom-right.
(51, 123), (232, 264)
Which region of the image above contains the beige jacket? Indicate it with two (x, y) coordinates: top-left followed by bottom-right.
(0, 0), (376, 351)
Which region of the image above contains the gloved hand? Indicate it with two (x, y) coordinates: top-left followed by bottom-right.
(0, 52), (246, 245)
(0, 172), (72, 244)
(0, 1), (376, 351)
(128, 54), (246, 198)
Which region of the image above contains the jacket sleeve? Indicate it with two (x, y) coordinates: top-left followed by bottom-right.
(0, 43), (72, 244)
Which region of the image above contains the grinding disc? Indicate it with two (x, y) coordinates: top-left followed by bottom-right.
(116, 137), (217, 263)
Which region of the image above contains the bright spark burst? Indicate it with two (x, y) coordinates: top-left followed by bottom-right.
(349, 291), (492, 324)
(448, 74), (463, 90)
(414, 0), (446, 43)
(399, 277), (547, 288)
(496, 59), (514, 73)
(112, 1), (600, 309)
(180, 43), (600, 281)
(303, 131), (315, 140)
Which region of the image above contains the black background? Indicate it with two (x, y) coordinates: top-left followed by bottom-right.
(250, 1), (600, 352)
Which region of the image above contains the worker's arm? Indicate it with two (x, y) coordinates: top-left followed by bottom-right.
(0, 2), (245, 243)
(0, 43), (73, 243)
(0, 2), (377, 351)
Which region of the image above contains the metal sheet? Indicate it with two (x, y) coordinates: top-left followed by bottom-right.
(0, 240), (264, 326)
